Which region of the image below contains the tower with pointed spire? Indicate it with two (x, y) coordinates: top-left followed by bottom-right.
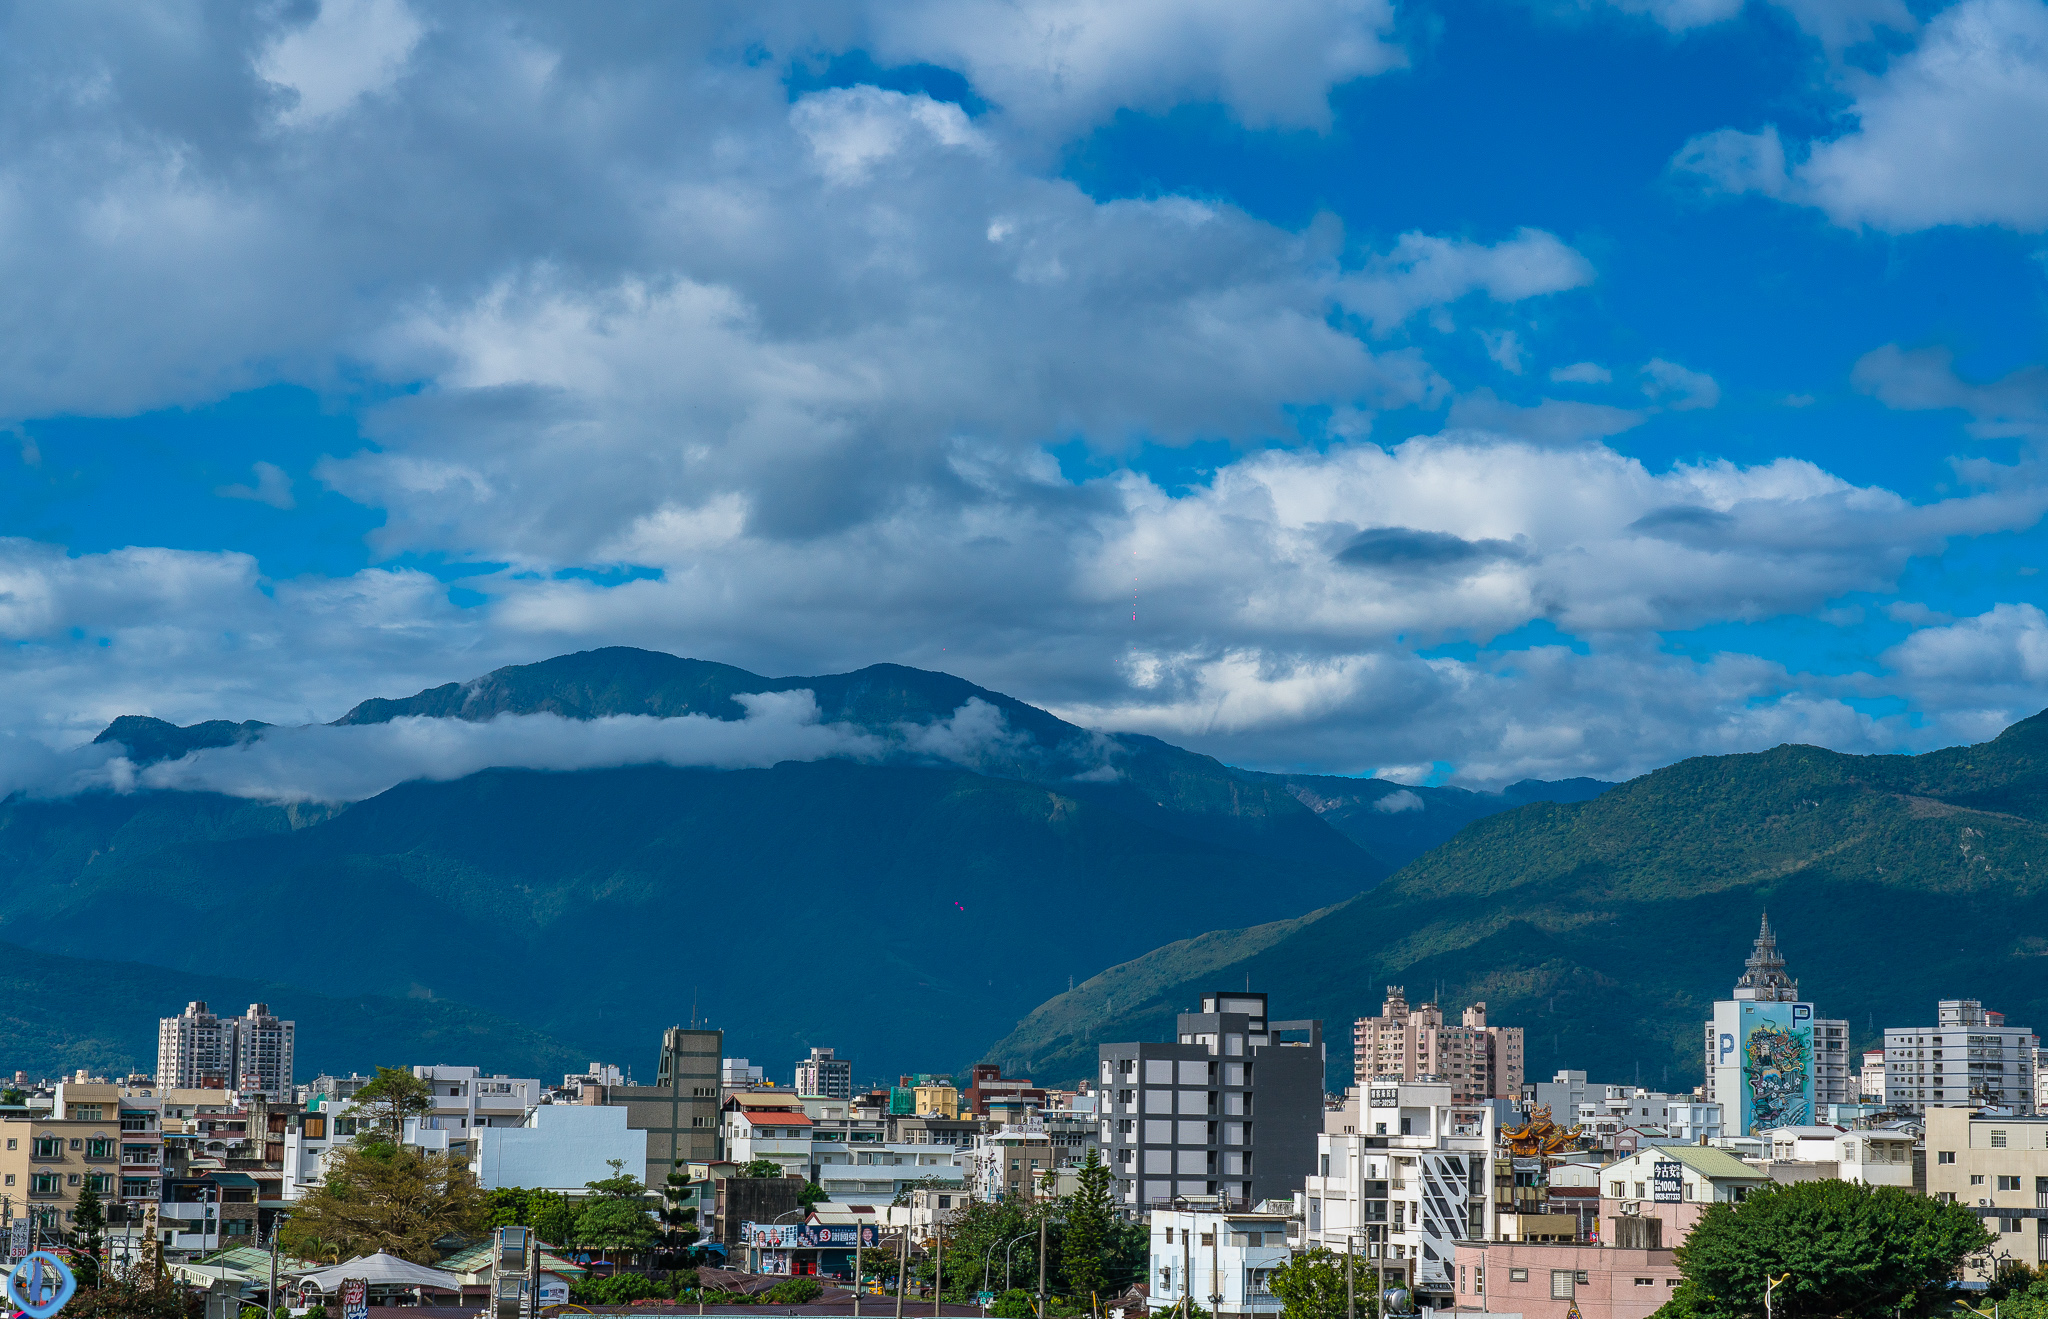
(1703, 914), (1851, 1134)
(1731, 912), (1799, 1002)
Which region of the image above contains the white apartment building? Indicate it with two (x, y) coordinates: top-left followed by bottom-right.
(1925, 1107), (2048, 1271)
(1298, 1080), (1496, 1305)
(725, 1103), (814, 1176)
(408, 1066), (540, 1155)
(1149, 1205), (1294, 1316)
(233, 1005), (295, 1098)
(1859, 1050), (1886, 1101)
(1761, 1125), (1915, 1187)
(795, 1048), (852, 1100)
(156, 1002), (296, 1098)
(471, 1104), (648, 1193)
(1884, 1000), (2038, 1114)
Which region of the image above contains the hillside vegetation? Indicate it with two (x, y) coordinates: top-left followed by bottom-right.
(987, 712), (2048, 1087)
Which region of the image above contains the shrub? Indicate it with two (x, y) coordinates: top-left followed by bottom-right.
(768, 1276), (824, 1304)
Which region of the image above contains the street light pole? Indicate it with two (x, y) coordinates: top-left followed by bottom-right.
(1765, 1272), (1791, 1319)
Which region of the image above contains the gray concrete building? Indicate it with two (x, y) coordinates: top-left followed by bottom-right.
(590, 1025), (723, 1187)
(1097, 990), (1324, 1209)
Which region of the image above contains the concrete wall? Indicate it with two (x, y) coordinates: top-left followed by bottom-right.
(473, 1105), (648, 1193)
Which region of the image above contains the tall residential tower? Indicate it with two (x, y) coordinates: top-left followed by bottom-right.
(1703, 916), (1849, 1134)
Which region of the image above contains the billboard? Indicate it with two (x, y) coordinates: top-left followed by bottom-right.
(1717, 1001), (1813, 1131)
(1651, 1161), (1682, 1203)
(341, 1278), (369, 1319)
(741, 1223), (805, 1248)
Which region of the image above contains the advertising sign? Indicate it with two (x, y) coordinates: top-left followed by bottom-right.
(1651, 1160), (1683, 1203)
(1738, 1002), (1814, 1131)
(741, 1223), (805, 1248)
(7, 1219), (28, 1260)
(341, 1277), (369, 1319)
(805, 1224), (880, 1248)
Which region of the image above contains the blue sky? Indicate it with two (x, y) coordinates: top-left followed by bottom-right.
(1, 0), (2046, 791)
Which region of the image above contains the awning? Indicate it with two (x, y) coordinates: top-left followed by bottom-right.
(294, 1252), (465, 1293)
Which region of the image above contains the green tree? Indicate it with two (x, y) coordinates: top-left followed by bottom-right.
(1268, 1247), (1375, 1319)
(1672, 1181), (1993, 1319)
(68, 1182), (108, 1290)
(660, 1162), (703, 1255)
(347, 1067), (433, 1143)
(277, 1142), (488, 1262)
(738, 1159), (784, 1178)
(1060, 1149), (1115, 1302)
(0, 1088), (24, 1106)
(576, 1159), (658, 1263)
(799, 1180), (829, 1210)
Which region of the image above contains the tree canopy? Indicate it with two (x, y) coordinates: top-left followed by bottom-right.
(1667, 1180), (1993, 1319)
(1269, 1246), (1378, 1319)
(348, 1067), (434, 1142)
(277, 1143), (488, 1262)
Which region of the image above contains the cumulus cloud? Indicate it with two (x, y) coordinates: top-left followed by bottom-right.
(859, 0), (1404, 137)
(1371, 787), (1424, 812)
(257, 0), (425, 125)
(1674, 0), (2048, 231)
(1550, 361), (1612, 385)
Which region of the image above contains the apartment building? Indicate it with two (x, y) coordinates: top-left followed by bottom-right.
(1148, 1205), (1294, 1316)
(0, 1087), (123, 1234)
(1298, 1080), (1495, 1304)
(1450, 1238), (1680, 1319)
(724, 1093), (813, 1177)
(1353, 988), (1524, 1102)
(1925, 1107), (2048, 1270)
(154, 1002), (296, 1098)
(1100, 990), (1325, 1209)
(1758, 1124), (1915, 1188)
(964, 1064), (1046, 1116)
(795, 1048), (852, 1100)
(1884, 1000), (2038, 1115)
(1860, 1050), (1886, 1101)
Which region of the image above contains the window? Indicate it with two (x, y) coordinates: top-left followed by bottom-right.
(85, 1139), (113, 1159)
(2000, 1177), (2022, 1191)
(1609, 1181), (1624, 1197)
(66, 1174), (79, 1186)
(3, 1139), (12, 1150)
(1994, 1132), (2009, 1148)
(1552, 1271), (1577, 1300)
(1510, 1270), (1528, 1283)
(1635, 1279), (1656, 1287)
(302, 1116), (326, 1140)
(29, 1174), (59, 1195)
(1973, 1175), (1987, 1186)
(85, 1174), (111, 1194)
(31, 1137), (60, 1159)
(67, 1139), (81, 1151)
(1939, 1151), (1956, 1164)
(226, 1220), (251, 1237)
(2003, 1217), (2024, 1235)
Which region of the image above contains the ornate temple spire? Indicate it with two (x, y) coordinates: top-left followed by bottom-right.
(1732, 910), (1799, 1001)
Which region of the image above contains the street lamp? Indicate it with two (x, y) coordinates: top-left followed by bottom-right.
(1764, 1272), (1792, 1319)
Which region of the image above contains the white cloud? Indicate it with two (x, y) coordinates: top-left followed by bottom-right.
(1479, 329), (1527, 374)
(215, 461), (297, 510)
(1550, 361), (1612, 384)
(860, 0), (1404, 137)
(1445, 390), (1646, 443)
(1579, 0), (1912, 47)
(257, 0), (425, 125)
(1371, 787), (1424, 812)
(1338, 229), (1596, 333)
(1641, 358), (1721, 410)
(1674, 0), (2048, 231)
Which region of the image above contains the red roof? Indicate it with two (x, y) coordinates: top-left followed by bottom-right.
(739, 1109), (813, 1127)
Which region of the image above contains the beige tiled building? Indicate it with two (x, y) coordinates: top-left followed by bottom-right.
(0, 1088), (123, 1235)
(1353, 988), (1524, 1102)
(1925, 1107), (2048, 1271)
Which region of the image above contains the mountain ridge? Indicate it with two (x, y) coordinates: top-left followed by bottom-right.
(984, 711), (2048, 1089)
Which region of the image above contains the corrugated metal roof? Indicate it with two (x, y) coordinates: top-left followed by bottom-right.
(739, 1109), (812, 1126)
(1661, 1145), (1768, 1180)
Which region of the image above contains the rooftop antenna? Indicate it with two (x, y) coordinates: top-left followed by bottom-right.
(691, 987), (700, 1030)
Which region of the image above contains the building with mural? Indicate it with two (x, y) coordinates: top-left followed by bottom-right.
(1702, 916), (1850, 1136)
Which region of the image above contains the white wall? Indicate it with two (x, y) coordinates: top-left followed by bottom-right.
(473, 1104), (649, 1193)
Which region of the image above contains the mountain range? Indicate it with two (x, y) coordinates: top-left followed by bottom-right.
(0, 647), (1601, 1083)
(986, 710), (2048, 1090)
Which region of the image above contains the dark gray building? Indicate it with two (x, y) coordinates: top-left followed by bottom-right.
(1098, 990), (1323, 1209)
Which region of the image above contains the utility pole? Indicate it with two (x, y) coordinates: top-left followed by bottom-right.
(268, 1211), (287, 1319)
(934, 1220), (943, 1318)
(1179, 1215), (1190, 1319)
(894, 1229), (908, 1319)
(1037, 1214), (1048, 1318)
(1209, 1222), (1221, 1319)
